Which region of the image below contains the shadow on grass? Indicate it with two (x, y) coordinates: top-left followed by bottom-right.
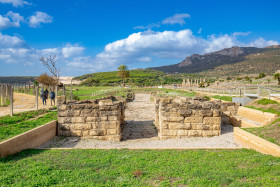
(0, 149), (47, 163)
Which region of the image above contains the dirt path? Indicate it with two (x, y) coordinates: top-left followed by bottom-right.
(122, 93), (158, 140)
(0, 93), (53, 117)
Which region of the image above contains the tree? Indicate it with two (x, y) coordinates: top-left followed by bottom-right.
(273, 73), (280, 85)
(37, 73), (57, 86)
(117, 65), (130, 86)
(40, 55), (60, 85)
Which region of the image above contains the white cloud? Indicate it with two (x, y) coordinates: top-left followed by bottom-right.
(0, 32), (26, 48)
(0, 11), (24, 30)
(248, 37), (278, 48)
(233, 32), (251, 37)
(0, 0), (30, 7)
(62, 44), (85, 58)
(198, 28), (202, 34)
(137, 57), (151, 62)
(162, 13), (191, 25)
(28, 11), (53, 28)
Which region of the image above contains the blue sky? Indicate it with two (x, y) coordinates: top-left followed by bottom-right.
(0, 0), (279, 76)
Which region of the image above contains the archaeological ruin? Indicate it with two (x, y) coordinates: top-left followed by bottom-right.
(57, 93), (240, 141)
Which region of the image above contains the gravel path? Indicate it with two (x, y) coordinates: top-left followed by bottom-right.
(38, 93), (242, 149)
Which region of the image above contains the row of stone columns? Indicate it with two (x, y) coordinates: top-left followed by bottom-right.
(182, 78), (206, 87)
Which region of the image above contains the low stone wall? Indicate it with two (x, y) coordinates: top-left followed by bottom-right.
(155, 97), (226, 140)
(57, 96), (125, 141)
(234, 127), (280, 157)
(232, 106), (278, 127)
(0, 120), (57, 158)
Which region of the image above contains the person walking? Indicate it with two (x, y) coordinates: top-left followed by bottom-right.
(45, 88), (49, 99)
(50, 90), (55, 106)
(41, 90), (47, 105)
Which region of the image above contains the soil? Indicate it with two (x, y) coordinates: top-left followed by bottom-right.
(0, 93), (54, 117)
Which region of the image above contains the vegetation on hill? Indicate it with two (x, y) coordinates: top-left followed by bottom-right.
(74, 70), (184, 86)
(0, 76), (36, 84)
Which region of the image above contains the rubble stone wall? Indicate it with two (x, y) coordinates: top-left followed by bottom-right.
(154, 97), (239, 140)
(57, 96), (125, 141)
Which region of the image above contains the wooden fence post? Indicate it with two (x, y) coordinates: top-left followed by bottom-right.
(63, 85), (65, 96)
(55, 85), (58, 106)
(0, 84), (2, 106)
(36, 85), (39, 111)
(71, 79), (73, 100)
(10, 86), (13, 116)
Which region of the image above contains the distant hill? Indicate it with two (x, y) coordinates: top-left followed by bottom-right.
(74, 69), (182, 86)
(0, 76), (36, 84)
(149, 46), (280, 76)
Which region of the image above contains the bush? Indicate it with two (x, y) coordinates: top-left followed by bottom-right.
(259, 73), (266, 79)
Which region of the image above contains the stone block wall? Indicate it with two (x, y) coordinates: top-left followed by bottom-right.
(57, 96), (125, 141)
(155, 97), (229, 140)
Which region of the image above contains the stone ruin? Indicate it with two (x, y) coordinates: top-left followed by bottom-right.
(57, 94), (239, 141)
(57, 96), (125, 141)
(154, 96), (239, 140)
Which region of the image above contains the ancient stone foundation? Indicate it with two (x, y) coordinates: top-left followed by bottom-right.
(154, 97), (239, 140)
(57, 96), (125, 141)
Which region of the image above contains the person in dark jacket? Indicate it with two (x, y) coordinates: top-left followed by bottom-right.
(45, 89), (49, 99)
(41, 91), (47, 105)
(50, 90), (55, 105)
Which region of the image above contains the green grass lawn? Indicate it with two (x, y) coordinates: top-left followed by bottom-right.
(0, 109), (49, 125)
(212, 95), (233, 102)
(0, 149), (279, 186)
(244, 119), (280, 146)
(0, 111), (57, 142)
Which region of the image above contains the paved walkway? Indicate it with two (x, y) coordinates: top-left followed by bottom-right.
(0, 93), (53, 117)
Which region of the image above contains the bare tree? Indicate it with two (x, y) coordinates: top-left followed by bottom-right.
(40, 55), (60, 84)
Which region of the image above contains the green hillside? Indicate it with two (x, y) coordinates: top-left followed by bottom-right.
(74, 70), (183, 86)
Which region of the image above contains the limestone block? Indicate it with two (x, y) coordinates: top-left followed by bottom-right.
(162, 123), (169, 129)
(86, 117), (99, 122)
(169, 123), (191, 130)
(80, 109), (93, 116)
(58, 104), (68, 111)
(108, 116), (120, 121)
(203, 117), (221, 125)
(58, 124), (70, 131)
(82, 130), (89, 136)
(177, 130), (188, 136)
(107, 129), (117, 135)
(71, 117), (86, 123)
(228, 106), (237, 111)
(100, 116), (108, 121)
(57, 96), (66, 105)
(161, 130), (177, 136)
(213, 110), (220, 117)
(99, 105), (118, 111)
(184, 117), (203, 123)
(178, 109), (192, 117)
(71, 130), (82, 136)
(161, 98), (172, 104)
(202, 130), (220, 137)
(89, 129), (106, 136)
(169, 117), (184, 122)
(107, 135), (121, 141)
(58, 117), (71, 124)
(189, 130), (202, 137)
(99, 99), (113, 106)
(74, 123), (92, 130)
(193, 110), (213, 117)
(202, 103), (213, 109)
(71, 105), (85, 110)
(212, 125), (221, 130)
